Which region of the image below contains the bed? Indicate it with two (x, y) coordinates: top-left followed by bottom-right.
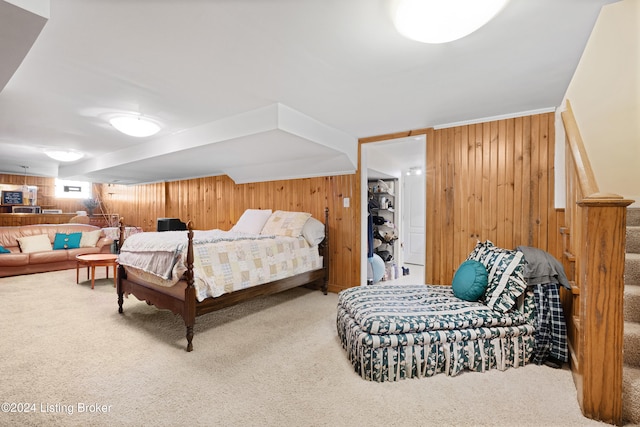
(337, 240), (569, 381)
(116, 208), (329, 352)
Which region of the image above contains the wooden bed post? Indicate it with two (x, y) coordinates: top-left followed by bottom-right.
(117, 217), (126, 313)
(321, 207), (329, 295)
(184, 221), (196, 352)
(118, 217), (125, 253)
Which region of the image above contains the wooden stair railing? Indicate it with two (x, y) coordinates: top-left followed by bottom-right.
(561, 100), (634, 425)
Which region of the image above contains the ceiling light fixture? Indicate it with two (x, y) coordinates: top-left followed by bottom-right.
(110, 116), (161, 137)
(393, 0), (509, 44)
(44, 149), (84, 162)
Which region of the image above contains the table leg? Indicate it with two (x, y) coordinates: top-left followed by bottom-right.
(76, 261), (80, 284)
(91, 265), (96, 290)
(113, 264), (117, 287)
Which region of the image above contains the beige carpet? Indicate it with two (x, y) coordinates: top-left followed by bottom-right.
(0, 269), (608, 427)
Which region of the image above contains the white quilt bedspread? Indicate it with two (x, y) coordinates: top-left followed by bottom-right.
(117, 230), (322, 301)
(118, 230), (274, 279)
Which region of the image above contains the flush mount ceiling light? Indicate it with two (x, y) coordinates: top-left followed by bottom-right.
(109, 116), (161, 137)
(393, 0), (510, 44)
(44, 149), (84, 162)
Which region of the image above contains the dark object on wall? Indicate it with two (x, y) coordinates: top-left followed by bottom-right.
(157, 218), (187, 232)
(2, 191), (23, 205)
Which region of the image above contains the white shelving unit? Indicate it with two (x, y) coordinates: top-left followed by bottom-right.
(368, 179), (399, 281)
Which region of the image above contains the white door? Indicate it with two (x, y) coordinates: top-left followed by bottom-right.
(402, 173), (425, 265)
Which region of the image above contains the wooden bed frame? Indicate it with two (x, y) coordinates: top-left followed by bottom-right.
(116, 208), (329, 352)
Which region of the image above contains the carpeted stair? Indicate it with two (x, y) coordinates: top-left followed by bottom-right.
(623, 207), (640, 424)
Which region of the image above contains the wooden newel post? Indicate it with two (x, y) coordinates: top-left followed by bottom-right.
(576, 195), (632, 425)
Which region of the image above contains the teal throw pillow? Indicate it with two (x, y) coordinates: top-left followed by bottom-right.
(0, 245), (10, 254)
(452, 260), (488, 301)
(53, 232), (82, 250)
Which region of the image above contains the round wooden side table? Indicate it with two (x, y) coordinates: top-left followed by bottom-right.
(76, 254), (118, 290)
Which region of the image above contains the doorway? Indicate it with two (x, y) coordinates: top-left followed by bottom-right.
(402, 169), (425, 265)
(360, 135), (426, 286)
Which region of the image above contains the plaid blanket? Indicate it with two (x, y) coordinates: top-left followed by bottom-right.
(531, 283), (569, 363)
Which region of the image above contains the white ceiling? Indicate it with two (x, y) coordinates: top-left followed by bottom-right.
(0, 0), (618, 184)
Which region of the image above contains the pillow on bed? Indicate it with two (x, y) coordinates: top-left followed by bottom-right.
(475, 245), (527, 313)
(261, 210), (312, 237)
(17, 234), (52, 253)
(53, 232), (82, 250)
(466, 240), (527, 312)
(302, 217), (325, 246)
(466, 239), (494, 262)
(80, 230), (102, 247)
(452, 260), (488, 301)
(231, 209), (273, 234)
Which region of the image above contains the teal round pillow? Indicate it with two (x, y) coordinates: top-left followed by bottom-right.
(452, 260), (488, 301)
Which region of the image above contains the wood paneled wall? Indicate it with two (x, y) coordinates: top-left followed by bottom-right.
(0, 213), (76, 226)
(100, 182), (166, 230)
(361, 112), (564, 286)
(426, 112), (564, 284)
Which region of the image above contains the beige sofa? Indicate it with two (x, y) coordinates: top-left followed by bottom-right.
(0, 223), (113, 277)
